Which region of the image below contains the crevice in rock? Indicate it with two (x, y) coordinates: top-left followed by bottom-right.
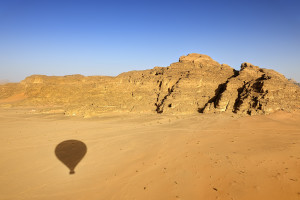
(155, 80), (163, 106)
(158, 80), (162, 90)
(198, 70), (239, 113)
(233, 81), (248, 113)
(225, 100), (230, 111)
(155, 78), (182, 113)
(233, 74), (269, 114)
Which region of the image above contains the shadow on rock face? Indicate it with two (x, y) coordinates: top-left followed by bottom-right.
(55, 140), (87, 175)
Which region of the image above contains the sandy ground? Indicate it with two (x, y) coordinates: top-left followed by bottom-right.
(0, 108), (300, 200)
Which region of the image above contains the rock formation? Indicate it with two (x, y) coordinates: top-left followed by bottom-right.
(0, 53), (299, 117)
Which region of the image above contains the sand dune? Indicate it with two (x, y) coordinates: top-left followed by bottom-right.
(0, 108), (300, 200)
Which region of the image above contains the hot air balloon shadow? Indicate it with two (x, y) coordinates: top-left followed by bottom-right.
(55, 140), (87, 175)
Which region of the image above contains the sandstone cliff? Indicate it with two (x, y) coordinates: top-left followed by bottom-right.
(1, 53), (299, 117)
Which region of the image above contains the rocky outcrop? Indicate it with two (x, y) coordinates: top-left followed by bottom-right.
(0, 53), (299, 117)
(202, 62), (300, 115)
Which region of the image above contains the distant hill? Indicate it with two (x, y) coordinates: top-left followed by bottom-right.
(288, 79), (300, 87)
(0, 80), (10, 85)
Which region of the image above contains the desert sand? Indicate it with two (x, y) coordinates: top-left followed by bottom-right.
(1, 108), (300, 200)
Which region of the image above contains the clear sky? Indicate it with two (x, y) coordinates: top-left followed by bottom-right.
(0, 0), (299, 82)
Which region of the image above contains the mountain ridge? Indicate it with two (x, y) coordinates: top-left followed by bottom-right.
(1, 53), (299, 117)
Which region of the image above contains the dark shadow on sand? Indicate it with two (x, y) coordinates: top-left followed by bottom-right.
(55, 140), (87, 175)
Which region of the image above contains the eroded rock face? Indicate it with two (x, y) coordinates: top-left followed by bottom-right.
(0, 53), (299, 117)
(202, 63), (300, 115)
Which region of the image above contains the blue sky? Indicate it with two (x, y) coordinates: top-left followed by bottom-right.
(0, 0), (299, 82)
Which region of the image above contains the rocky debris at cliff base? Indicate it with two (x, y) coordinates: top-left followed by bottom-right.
(0, 53), (299, 117)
